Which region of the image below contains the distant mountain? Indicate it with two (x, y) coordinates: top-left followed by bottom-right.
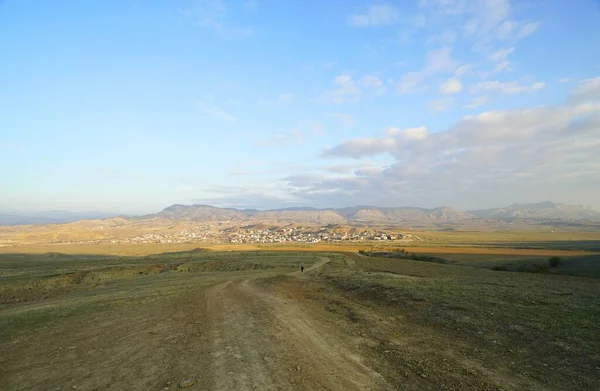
(8, 202), (595, 227)
(252, 210), (345, 225)
(468, 202), (600, 220)
(0, 214), (59, 226)
(142, 202), (600, 225)
(382, 206), (472, 221)
(0, 210), (117, 226)
(146, 204), (248, 221)
(334, 206), (472, 223)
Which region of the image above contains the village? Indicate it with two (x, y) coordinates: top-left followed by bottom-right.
(226, 226), (407, 244)
(67, 225), (412, 245)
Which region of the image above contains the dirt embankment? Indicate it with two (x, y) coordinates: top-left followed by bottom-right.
(0, 261), (275, 304)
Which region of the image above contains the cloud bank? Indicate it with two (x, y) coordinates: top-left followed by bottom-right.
(297, 78), (600, 209)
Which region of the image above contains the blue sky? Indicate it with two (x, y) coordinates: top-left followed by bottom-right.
(1, 0), (600, 214)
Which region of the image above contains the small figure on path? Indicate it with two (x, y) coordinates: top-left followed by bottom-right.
(301, 266), (304, 272)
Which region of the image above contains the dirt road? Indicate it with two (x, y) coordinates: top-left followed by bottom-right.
(203, 257), (392, 390)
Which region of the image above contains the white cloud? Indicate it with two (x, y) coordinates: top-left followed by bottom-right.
(396, 71), (426, 94)
(322, 137), (396, 159)
(515, 21), (540, 39)
(559, 78), (571, 83)
(306, 86), (600, 208)
(327, 113), (356, 127)
(492, 61), (510, 73)
(439, 77), (462, 94)
(324, 125), (429, 158)
(428, 98), (452, 111)
(354, 166), (383, 177)
(464, 96), (488, 109)
(425, 47), (455, 72)
(471, 80), (545, 94)
(403, 126), (428, 139)
(196, 98), (236, 121)
(488, 47), (514, 73)
(361, 75), (386, 95)
(348, 5), (399, 27)
(463, 0), (511, 37)
(570, 77), (600, 102)
(532, 82), (545, 90)
(388, 126), (428, 139)
(325, 164), (356, 174)
(496, 20), (516, 38)
(490, 47), (515, 62)
(455, 64), (471, 77)
(384, 127), (401, 136)
(396, 48), (456, 94)
(181, 0), (254, 39)
(421, 0), (540, 44)
(323, 102), (600, 161)
(320, 75), (360, 104)
(409, 1), (542, 95)
(496, 20), (539, 40)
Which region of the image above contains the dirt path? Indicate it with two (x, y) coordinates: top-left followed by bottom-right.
(203, 257), (393, 390)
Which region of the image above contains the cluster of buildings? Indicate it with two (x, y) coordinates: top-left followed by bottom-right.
(227, 227), (320, 243)
(107, 227), (225, 244)
(66, 225), (410, 245)
(226, 227), (407, 244)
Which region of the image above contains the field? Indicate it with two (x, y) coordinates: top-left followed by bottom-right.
(1, 239), (600, 390)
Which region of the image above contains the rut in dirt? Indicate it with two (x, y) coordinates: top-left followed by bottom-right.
(203, 265), (394, 391)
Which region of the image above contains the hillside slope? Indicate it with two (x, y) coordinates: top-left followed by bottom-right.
(469, 202), (600, 220)
(140, 202), (600, 224)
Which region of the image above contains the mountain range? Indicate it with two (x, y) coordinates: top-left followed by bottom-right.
(2, 202), (599, 227)
(139, 202), (600, 225)
(0, 211), (117, 226)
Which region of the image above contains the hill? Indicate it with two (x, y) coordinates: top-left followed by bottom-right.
(145, 204), (248, 221)
(3, 202), (598, 227)
(0, 211), (117, 226)
(141, 202), (600, 225)
(251, 210), (346, 225)
(468, 202), (600, 221)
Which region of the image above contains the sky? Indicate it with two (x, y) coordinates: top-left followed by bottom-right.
(1, 0), (600, 214)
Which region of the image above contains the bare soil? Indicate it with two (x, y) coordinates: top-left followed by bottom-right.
(1, 251), (599, 390)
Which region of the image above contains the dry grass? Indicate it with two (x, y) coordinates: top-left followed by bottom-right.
(2, 244), (600, 390)
(0, 241), (594, 258)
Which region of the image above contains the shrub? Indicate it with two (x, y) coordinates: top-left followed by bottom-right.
(531, 263), (550, 273)
(492, 265), (509, 271)
(548, 256), (563, 268)
(516, 263), (550, 273)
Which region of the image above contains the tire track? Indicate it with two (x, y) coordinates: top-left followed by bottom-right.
(204, 257), (393, 390)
